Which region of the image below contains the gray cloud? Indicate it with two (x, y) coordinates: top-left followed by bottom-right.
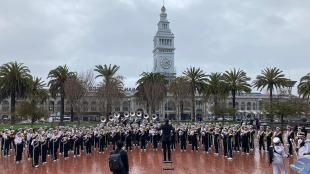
(0, 0), (309, 94)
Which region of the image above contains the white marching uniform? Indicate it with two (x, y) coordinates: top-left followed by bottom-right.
(272, 145), (286, 174)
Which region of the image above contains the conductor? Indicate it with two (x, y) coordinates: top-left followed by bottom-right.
(161, 119), (174, 162)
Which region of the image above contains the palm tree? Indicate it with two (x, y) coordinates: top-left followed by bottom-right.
(205, 73), (229, 120)
(183, 67), (207, 121)
(48, 65), (75, 125)
(27, 77), (48, 123)
(253, 67), (290, 121)
(223, 68), (251, 120)
(298, 73), (310, 100)
(28, 77), (48, 103)
(136, 72), (168, 114)
(205, 73), (229, 105)
(94, 64), (123, 117)
(0, 61), (31, 124)
(169, 76), (191, 122)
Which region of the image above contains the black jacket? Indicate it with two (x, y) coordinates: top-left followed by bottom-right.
(161, 123), (173, 142)
(111, 148), (129, 174)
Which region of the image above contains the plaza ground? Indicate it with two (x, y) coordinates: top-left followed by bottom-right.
(0, 144), (297, 174)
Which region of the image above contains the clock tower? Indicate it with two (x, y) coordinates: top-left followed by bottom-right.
(153, 6), (176, 81)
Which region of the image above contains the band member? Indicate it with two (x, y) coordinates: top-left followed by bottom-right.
(51, 131), (59, 161)
(14, 132), (24, 163)
(202, 126), (209, 153)
(73, 132), (81, 157)
(62, 134), (70, 159)
(269, 137), (286, 174)
(179, 127), (187, 152)
(40, 133), (48, 164)
(84, 133), (92, 155)
(222, 127), (228, 157)
(140, 128), (147, 151)
(31, 134), (40, 168)
(257, 126), (265, 152)
(296, 132), (306, 159)
(234, 126), (241, 152)
(241, 126), (250, 155)
(249, 126), (255, 150)
(27, 130), (33, 159)
(161, 119), (173, 161)
(214, 127), (220, 155)
(266, 126), (273, 151)
(171, 128), (176, 151)
(2, 130), (10, 157)
(227, 128), (234, 160)
(287, 126), (294, 157)
(190, 127), (198, 152)
(99, 131), (106, 153)
(274, 127), (283, 143)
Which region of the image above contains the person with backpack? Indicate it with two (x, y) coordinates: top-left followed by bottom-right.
(109, 141), (129, 174)
(268, 137), (287, 174)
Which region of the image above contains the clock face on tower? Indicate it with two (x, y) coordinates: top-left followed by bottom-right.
(160, 57), (172, 69)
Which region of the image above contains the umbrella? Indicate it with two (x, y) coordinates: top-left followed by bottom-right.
(290, 155), (310, 174)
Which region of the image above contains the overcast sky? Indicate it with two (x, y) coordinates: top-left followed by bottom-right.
(0, 0), (310, 94)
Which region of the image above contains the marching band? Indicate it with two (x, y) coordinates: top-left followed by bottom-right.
(0, 112), (309, 169)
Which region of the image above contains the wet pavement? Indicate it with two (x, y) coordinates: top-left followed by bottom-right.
(0, 145), (297, 174)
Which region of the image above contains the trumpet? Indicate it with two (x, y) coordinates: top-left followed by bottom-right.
(130, 112), (135, 117)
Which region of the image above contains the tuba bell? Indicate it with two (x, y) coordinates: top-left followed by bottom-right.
(130, 112), (135, 117)
(109, 115), (114, 121)
(101, 118), (107, 123)
(152, 114), (157, 120)
(137, 111), (142, 117)
(124, 112), (129, 118)
(114, 112), (120, 118)
(144, 113), (149, 119)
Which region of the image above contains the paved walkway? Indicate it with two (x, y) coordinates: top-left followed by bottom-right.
(1, 145), (297, 174)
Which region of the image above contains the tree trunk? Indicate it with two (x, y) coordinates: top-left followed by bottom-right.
(180, 100), (184, 121)
(232, 90), (236, 121)
(269, 88), (273, 122)
(191, 88), (196, 122)
(281, 114), (284, 130)
(70, 104), (74, 122)
(60, 94), (65, 126)
(10, 91), (16, 124)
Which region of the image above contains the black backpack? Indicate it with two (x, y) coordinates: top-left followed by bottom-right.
(109, 151), (124, 171)
(268, 146), (274, 165)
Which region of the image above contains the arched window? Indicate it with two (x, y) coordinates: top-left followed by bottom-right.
(56, 101), (61, 112)
(253, 103), (257, 110)
(65, 102), (71, 112)
(91, 101), (96, 112)
(165, 100), (176, 111)
(183, 101), (191, 111)
(82, 101), (89, 112)
(241, 102), (245, 110)
(247, 102), (251, 110)
(122, 101), (130, 112)
(235, 102), (239, 110)
(2, 100), (9, 112)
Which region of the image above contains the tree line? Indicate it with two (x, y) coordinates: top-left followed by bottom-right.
(0, 61), (310, 125)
